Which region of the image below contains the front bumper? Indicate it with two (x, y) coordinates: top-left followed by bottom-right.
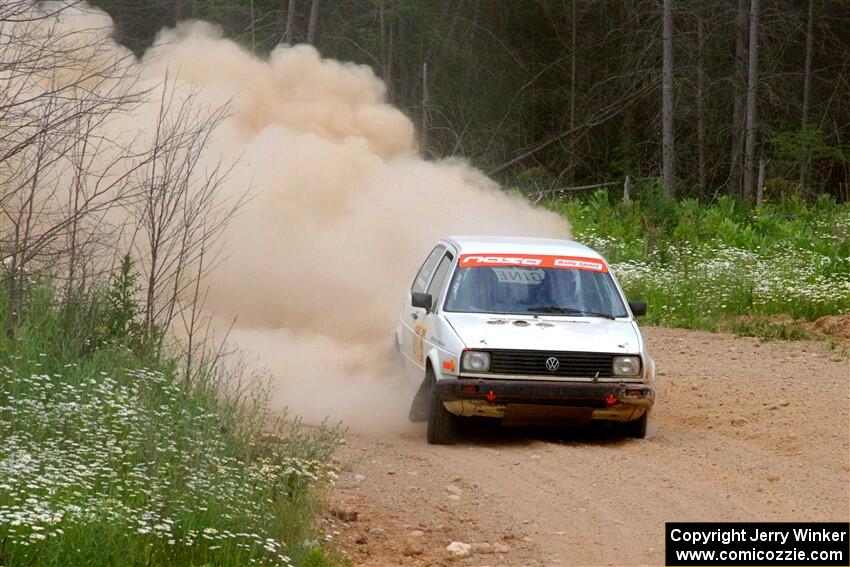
(437, 378), (654, 406)
(435, 378), (654, 421)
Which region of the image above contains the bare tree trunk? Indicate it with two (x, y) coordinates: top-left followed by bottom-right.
(568, 0), (577, 185)
(799, 0), (815, 188)
(728, 0), (748, 196)
(307, 0), (320, 45)
(756, 156), (766, 207)
(380, 1), (395, 101)
(387, 11), (394, 100)
(421, 59), (429, 156)
(285, 0), (296, 43)
(65, 114), (93, 302)
(133, 80), (239, 349)
(697, 10), (707, 197)
(742, 0), (760, 201)
(801, 0), (815, 127)
(380, 2), (386, 75)
(661, 0), (675, 198)
(397, 14), (408, 102)
(380, 2), (385, 63)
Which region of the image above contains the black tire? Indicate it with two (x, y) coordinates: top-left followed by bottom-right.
(426, 370), (458, 445)
(623, 411), (648, 439)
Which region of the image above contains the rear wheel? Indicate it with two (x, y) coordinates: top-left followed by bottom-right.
(623, 411), (648, 439)
(426, 370), (458, 445)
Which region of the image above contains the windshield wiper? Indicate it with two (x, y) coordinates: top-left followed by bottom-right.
(525, 305), (616, 320)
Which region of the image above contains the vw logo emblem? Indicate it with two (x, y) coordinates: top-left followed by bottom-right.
(545, 357), (560, 372)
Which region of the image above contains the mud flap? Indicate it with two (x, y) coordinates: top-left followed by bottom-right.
(408, 375), (432, 422)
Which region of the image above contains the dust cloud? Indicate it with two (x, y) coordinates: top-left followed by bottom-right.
(30, 5), (573, 433)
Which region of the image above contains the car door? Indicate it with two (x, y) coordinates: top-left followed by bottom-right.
(417, 251), (455, 362)
(400, 245), (445, 370)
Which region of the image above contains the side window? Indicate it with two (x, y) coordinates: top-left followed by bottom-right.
(426, 253), (454, 306)
(412, 246), (445, 293)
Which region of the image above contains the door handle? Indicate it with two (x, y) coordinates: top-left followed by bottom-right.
(411, 312), (418, 320)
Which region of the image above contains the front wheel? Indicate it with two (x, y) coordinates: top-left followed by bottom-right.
(623, 411), (648, 439)
(426, 372), (458, 445)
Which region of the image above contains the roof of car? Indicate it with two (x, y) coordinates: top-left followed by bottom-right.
(443, 235), (604, 259)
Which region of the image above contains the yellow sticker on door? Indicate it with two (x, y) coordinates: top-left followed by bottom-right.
(413, 323), (427, 365)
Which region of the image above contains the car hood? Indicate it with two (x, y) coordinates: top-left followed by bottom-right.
(444, 312), (640, 353)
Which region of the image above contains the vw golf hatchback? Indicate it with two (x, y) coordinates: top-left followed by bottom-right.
(396, 236), (655, 444)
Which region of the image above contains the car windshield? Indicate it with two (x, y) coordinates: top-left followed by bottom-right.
(443, 265), (628, 317)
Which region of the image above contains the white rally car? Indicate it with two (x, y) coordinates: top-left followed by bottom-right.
(397, 236), (655, 444)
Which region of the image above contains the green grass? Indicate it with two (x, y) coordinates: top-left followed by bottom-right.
(543, 187), (850, 334)
(0, 279), (341, 567)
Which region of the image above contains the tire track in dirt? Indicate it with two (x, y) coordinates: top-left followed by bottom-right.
(326, 327), (849, 566)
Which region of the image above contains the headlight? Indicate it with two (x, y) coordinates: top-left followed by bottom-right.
(612, 355), (641, 376)
(461, 351), (490, 372)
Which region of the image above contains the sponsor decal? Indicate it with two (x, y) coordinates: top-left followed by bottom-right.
(492, 267), (545, 284)
(413, 323), (427, 365)
(459, 254), (607, 272)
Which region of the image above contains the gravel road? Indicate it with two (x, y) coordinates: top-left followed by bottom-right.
(326, 327), (850, 566)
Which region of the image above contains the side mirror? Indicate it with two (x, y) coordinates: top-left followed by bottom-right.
(411, 292), (433, 312)
(629, 300), (647, 317)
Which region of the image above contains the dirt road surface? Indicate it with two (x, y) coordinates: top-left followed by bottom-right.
(326, 328), (850, 566)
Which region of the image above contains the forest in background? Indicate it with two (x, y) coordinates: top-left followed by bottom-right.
(91, 0), (850, 202)
(0, 2), (847, 565)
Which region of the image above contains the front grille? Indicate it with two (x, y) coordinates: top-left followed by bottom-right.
(486, 349), (618, 378)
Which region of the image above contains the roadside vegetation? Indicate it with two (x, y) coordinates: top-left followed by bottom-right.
(0, 269), (341, 567)
(1, 1), (846, 562)
(544, 187), (850, 340)
(1, 3), (340, 565)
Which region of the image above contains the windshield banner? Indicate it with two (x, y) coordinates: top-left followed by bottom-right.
(458, 254), (608, 272)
